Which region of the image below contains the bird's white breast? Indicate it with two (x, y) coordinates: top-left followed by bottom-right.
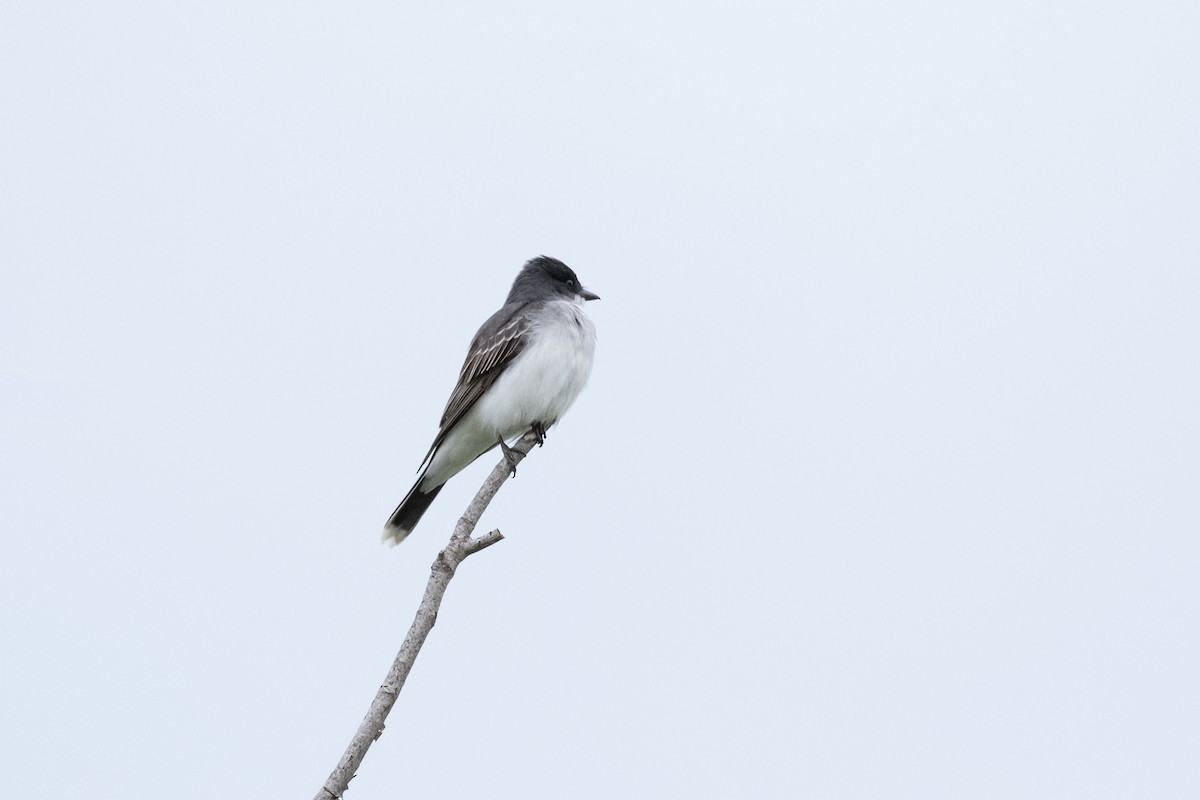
(422, 298), (596, 489)
(474, 297), (597, 439)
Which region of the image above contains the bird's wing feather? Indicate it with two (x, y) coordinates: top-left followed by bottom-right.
(415, 301), (537, 469)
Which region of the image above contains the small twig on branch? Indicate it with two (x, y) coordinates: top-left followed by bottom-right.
(314, 429), (542, 800)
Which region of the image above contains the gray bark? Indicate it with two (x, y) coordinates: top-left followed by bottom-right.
(315, 429), (542, 799)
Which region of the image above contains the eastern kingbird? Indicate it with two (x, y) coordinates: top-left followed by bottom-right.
(383, 256), (600, 545)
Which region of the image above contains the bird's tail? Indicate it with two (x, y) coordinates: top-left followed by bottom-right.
(382, 480), (444, 546)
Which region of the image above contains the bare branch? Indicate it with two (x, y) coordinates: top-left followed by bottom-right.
(314, 430), (542, 800)
(463, 528), (505, 556)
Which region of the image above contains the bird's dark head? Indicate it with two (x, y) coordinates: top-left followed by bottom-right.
(507, 256), (600, 305)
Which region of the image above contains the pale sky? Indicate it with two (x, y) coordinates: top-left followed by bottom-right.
(2, 2), (1198, 798)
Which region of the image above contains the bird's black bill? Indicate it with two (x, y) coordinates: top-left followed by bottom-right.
(580, 288), (601, 301)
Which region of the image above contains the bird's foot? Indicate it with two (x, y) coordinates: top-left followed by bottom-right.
(532, 422), (548, 447)
(498, 437), (519, 477)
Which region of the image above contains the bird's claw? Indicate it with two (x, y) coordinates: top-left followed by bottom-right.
(532, 422), (547, 447)
(498, 437), (519, 477)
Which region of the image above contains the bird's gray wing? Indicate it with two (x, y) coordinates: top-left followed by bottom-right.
(416, 301), (537, 468)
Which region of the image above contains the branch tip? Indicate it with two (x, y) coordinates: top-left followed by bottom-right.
(463, 529), (505, 556)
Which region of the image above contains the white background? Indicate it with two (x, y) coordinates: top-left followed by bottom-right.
(2, 2), (1197, 798)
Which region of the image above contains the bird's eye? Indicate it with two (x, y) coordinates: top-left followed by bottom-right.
(566, 279), (576, 288)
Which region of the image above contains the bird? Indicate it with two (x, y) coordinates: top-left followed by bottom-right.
(383, 255), (599, 545)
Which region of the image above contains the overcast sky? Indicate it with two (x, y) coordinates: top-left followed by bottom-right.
(2, 2), (1198, 798)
